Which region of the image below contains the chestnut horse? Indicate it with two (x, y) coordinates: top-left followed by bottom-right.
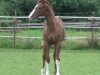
(29, 0), (65, 75)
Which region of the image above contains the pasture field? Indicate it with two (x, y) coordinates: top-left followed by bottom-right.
(0, 29), (100, 37)
(0, 29), (100, 49)
(0, 48), (100, 75)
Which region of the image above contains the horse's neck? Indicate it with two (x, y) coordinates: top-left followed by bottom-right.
(45, 8), (56, 32)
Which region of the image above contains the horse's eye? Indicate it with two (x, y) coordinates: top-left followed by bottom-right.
(38, 7), (41, 9)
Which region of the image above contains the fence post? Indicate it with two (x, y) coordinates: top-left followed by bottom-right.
(91, 12), (95, 49)
(13, 11), (17, 48)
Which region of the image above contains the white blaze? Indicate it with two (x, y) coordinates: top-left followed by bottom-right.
(28, 4), (39, 19)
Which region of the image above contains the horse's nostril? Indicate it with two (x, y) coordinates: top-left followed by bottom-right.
(29, 17), (32, 20)
(28, 15), (32, 19)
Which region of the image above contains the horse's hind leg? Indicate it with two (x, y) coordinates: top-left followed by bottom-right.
(53, 50), (57, 75)
(54, 43), (60, 75)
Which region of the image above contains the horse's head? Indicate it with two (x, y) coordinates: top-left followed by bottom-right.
(29, 0), (50, 19)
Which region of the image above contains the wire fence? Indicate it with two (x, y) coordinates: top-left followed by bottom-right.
(0, 11), (98, 17)
(0, 12), (100, 50)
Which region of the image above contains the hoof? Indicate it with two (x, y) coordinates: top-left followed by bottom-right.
(41, 69), (44, 75)
(46, 72), (49, 75)
(54, 71), (56, 75)
(56, 72), (60, 75)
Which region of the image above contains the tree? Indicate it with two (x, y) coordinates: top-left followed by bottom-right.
(0, 0), (99, 16)
(0, 0), (37, 15)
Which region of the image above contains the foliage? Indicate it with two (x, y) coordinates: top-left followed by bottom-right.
(51, 0), (98, 15)
(0, 0), (36, 15)
(0, 0), (100, 16)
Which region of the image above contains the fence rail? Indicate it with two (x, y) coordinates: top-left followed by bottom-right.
(0, 36), (100, 39)
(0, 16), (100, 31)
(0, 16), (100, 20)
(0, 22), (100, 30)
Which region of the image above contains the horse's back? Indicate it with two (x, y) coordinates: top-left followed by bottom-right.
(55, 16), (65, 41)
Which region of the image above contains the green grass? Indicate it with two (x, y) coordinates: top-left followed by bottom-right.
(0, 29), (43, 36)
(0, 29), (100, 49)
(16, 29), (43, 37)
(0, 48), (100, 75)
(0, 29), (99, 37)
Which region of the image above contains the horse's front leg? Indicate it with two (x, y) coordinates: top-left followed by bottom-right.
(45, 43), (50, 75)
(41, 48), (46, 75)
(54, 43), (60, 75)
(42, 42), (50, 75)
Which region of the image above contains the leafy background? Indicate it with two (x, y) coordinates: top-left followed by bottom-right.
(0, 0), (100, 16)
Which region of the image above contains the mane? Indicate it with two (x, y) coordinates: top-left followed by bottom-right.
(46, 1), (53, 10)
(45, 1), (55, 14)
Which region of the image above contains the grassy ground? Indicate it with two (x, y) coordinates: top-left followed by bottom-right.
(0, 48), (100, 75)
(0, 29), (99, 37)
(0, 29), (100, 49)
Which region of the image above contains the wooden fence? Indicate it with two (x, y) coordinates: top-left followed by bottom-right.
(0, 16), (100, 31)
(0, 16), (100, 48)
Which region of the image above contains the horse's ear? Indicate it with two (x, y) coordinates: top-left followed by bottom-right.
(38, 0), (45, 3)
(38, 0), (50, 4)
(38, 0), (48, 2)
(47, 0), (50, 2)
